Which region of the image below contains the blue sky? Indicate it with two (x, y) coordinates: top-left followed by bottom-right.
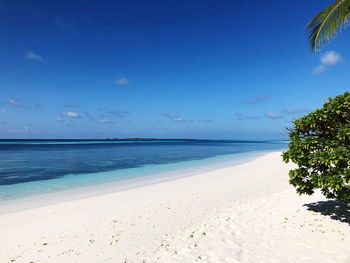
(0, 0), (349, 139)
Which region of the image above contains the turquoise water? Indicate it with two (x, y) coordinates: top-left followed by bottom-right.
(0, 139), (287, 201)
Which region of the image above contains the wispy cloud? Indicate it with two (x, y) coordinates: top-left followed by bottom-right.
(313, 51), (341, 75)
(84, 112), (96, 122)
(61, 111), (81, 118)
(8, 126), (34, 134)
(264, 111), (283, 120)
(161, 113), (191, 123)
(199, 119), (213, 123)
(4, 99), (25, 108)
(25, 51), (45, 62)
(53, 16), (73, 29)
(234, 113), (260, 120)
(97, 119), (114, 124)
(56, 117), (65, 123)
(34, 104), (43, 108)
(0, 109), (5, 113)
(64, 104), (81, 108)
(82, 110), (128, 124)
(115, 78), (129, 86)
(283, 108), (310, 115)
(242, 96), (270, 105)
(107, 110), (129, 118)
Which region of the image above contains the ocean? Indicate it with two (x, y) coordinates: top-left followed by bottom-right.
(0, 139), (287, 201)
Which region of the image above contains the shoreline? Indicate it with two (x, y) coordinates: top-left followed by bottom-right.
(0, 151), (349, 262)
(0, 149), (280, 215)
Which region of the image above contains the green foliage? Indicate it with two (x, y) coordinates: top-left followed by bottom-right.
(307, 0), (350, 52)
(283, 92), (350, 202)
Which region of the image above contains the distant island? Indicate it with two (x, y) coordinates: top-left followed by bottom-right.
(106, 138), (161, 141)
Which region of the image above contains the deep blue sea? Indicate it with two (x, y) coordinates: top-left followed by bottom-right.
(0, 139), (287, 201)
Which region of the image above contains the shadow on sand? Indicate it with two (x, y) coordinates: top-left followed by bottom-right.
(304, 200), (350, 225)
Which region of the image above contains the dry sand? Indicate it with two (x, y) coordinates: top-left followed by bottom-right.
(0, 152), (349, 263)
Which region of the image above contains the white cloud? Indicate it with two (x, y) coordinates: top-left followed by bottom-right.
(312, 64), (326, 75)
(25, 51), (45, 62)
(115, 78), (129, 86)
(313, 51), (341, 75)
(62, 111), (81, 118)
(320, 51), (341, 66)
(4, 99), (24, 107)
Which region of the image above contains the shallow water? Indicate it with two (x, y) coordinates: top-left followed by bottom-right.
(0, 139), (287, 201)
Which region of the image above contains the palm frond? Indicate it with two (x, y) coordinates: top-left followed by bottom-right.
(307, 0), (350, 52)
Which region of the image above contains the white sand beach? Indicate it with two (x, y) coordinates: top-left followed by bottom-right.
(0, 152), (349, 263)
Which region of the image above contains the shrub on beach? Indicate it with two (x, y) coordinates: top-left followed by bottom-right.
(283, 92), (350, 203)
